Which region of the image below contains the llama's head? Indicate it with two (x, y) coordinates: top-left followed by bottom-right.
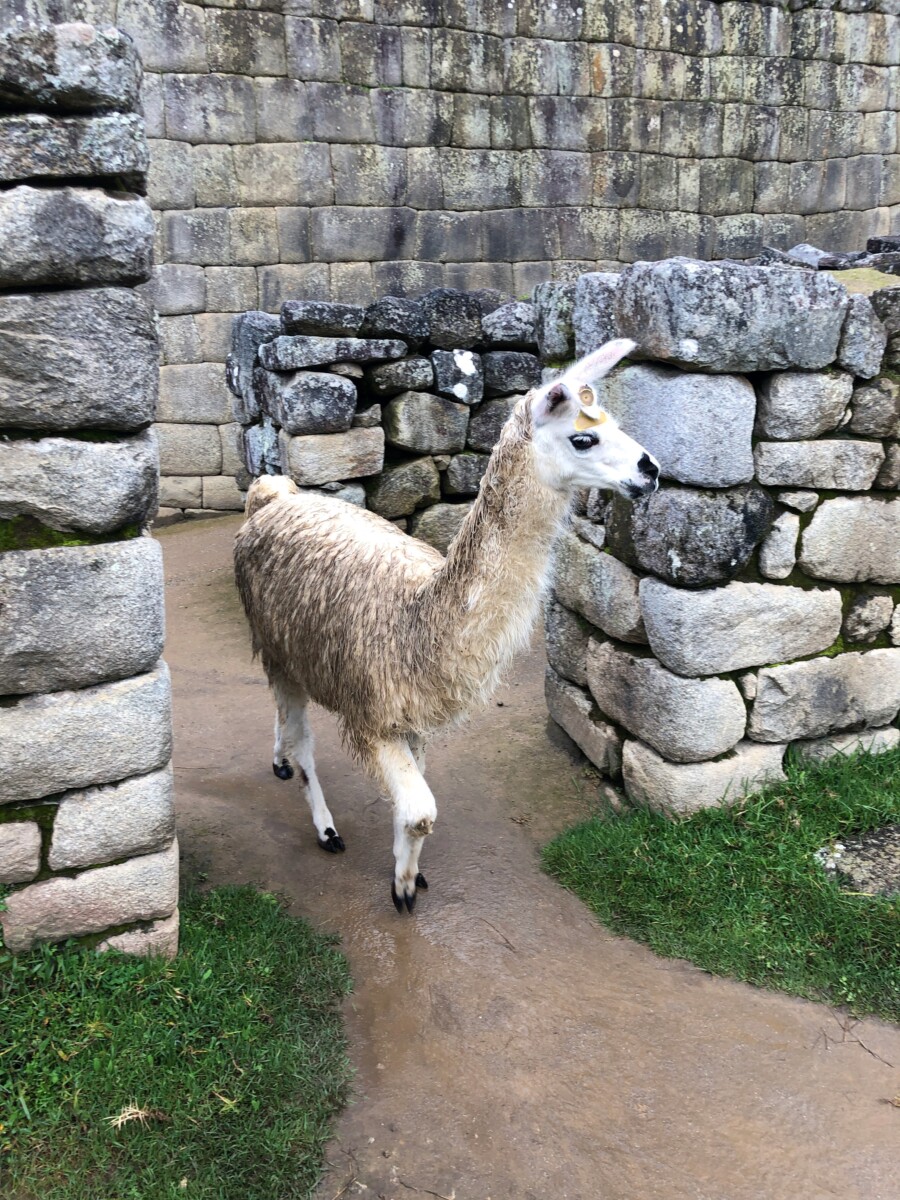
(529, 339), (660, 500)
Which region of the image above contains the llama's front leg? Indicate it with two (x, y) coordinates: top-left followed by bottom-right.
(272, 682), (345, 853)
(369, 739), (436, 913)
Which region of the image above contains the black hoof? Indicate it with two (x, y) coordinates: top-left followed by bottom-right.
(415, 872), (428, 890)
(391, 882), (404, 913)
(273, 759), (293, 781)
(391, 881), (419, 912)
(317, 827), (345, 853)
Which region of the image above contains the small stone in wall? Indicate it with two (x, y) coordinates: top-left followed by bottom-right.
(431, 349), (484, 405)
(383, 391), (469, 454)
(482, 350), (542, 397)
(754, 440), (885, 490)
(837, 293), (887, 379)
(544, 600), (591, 688)
(359, 295), (428, 343)
(279, 427), (385, 487)
(368, 356), (434, 397)
(533, 281), (575, 362)
(877, 443), (900, 490)
(544, 667), (622, 777)
(281, 300), (363, 338)
(444, 452), (489, 496)
(364, 457), (440, 520)
(329, 362), (365, 379)
(755, 371), (853, 440)
(420, 288), (483, 350)
(481, 301), (537, 349)
(776, 490), (819, 513)
(467, 396), (520, 453)
(891, 605), (900, 646)
(800, 496), (900, 584)
(352, 403), (382, 429)
(259, 335), (407, 372)
(572, 272), (620, 358)
(552, 529), (646, 644)
(758, 511), (800, 580)
(0, 822), (41, 885)
(226, 310), (280, 423)
(255, 368), (357, 436)
(842, 594), (894, 644)
(97, 908), (179, 959)
(849, 376), (900, 439)
(0, 23), (142, 112)
(409, 502), (474, 554)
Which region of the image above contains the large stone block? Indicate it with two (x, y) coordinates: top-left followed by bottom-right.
(0, 538), (164, 695)
(482, 350), (542, 396)
(843, 594), (894, 645)
(256, 369), (357, 435)
(639, 577), (842, 678)
(163, 74), (255, 145)
(279, 427), (385, 485)
(837, 293), (887, 379)
(432, 349), (484, 405)
(754, 440), (885, 490)
(156, 424), (222, 476)
(48, 764), (175, 871)
(586, 639), (747, 763)
(623, 739), (786, 815)
(552, 529), (645, 643)
(281, 300), (364, 337)
(149, 263), (205, 317)
(360, 295), (428, 342)
(533, 280), (575, 361)
(614, 258), (849, 372)
(0, 840), (178, 953)
(482, 301), (537, 349)
(0, 112), (147, 187)
(97, 908), (179, 959)
(368, 356), (433, 397)
(226, 310), (280, 424)
(0, 287), (157, 432)
(0, 430), (158, 535)
(383, 391), (469, 453)
(0, 823), (41, 886)
(545, 667), (622, 776)
(157, 364), (232, 425)
(572, 272), (620, 358)
(421, 288), (484, 349)
(758, 511), (800, 580)
(444, 452), (489, 496)
(364, 456), (440, 518)
(799, 497), (900, 584)
(597, 363), (755, 487)
(755, 371), (853, 440)
(0, 23), (141, 112)
(544, 599), (590, 687)
(259, 335), (406, 371)
(749, 650), (900, 743)
(409, 501), (473, 553)
(605, 485), (774, 589)
(466, 396), (517, 453)
(0, 186), (153, 287)
(792, 726), (900, 765)
(0, 663), (172, 805)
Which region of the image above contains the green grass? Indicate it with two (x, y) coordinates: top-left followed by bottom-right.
(0, 517), (140, 553)
(544, 746), (900, 1022)
(0, 885), (352, 1200)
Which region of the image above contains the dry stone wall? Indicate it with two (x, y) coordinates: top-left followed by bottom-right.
(0, 23), (178, 956)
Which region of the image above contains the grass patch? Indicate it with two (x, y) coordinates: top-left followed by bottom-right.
(0, 885), (352, 1200)
(543, 747), (900, 1022)
(0, 517), (140, 553)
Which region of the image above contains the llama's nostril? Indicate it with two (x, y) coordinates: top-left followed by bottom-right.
(639, 453), (659, 480)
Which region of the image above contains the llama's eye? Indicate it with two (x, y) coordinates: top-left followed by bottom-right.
(569, 433), (598, 451)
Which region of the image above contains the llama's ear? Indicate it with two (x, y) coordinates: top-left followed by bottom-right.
(532, 380), (577, 425)
(566, 338), (637, 385)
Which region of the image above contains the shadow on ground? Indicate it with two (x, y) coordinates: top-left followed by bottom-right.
(159, 514), (900, 1200)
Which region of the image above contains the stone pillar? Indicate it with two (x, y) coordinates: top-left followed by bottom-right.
(0, 22), (178, 956)
(542, 259), (900, 815)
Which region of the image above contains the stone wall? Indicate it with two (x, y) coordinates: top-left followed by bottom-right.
(0, 23), (178, 956)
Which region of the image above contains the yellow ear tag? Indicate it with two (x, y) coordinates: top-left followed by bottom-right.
(574, 406), (607, 432)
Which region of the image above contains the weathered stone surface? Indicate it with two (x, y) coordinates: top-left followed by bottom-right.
(97, 908), (179, 959)
(755, 371), (853, 440)
(573, 272), (620, 358)
(794, 726), (900, 764)
(0, 287), (157, 431)
(421, 288), (483, 349)
(0, 23), (141, 113)
(202, 477), (244, 511)
(849, 377), (900, 438)
(544, 599), (590, 687)
(877, 443), (900, 490)
(226, 310), (280, 424)
(837, 293), (887, 379)
(0, 538), (164, 695)
(432, 349), (484, 405)
(0, 823), (41, 886)
(281, 300), (363, 337)
(409, 501), (473, 553)
(444, 452), (489, 496)
(842, 594), (895, 644)
(552, 529), (646, 643)
(759, 510), (800, 580)
(0, 112), (147, 187)
(482, 301), (537, 349)
(545, 667), (623, 777)
(352, 402), (381, 428)
(605, 485), (774, 589)
(893, 606), (900, 647)
(467, 396), (518, 453)
(587, 640), (747, 763)
(49, 764), (175, 871)
(776, 490), (819, 513)
(243, 418), (279, 478)
(0, 840), (179, 954)
(259, 335), (406, 371)
(158, 476), (201, 509)
(309, 481), (366, 507)
(533, 281), (575, 361)
(360, 295), (428, 343)
(0, 431), (158, 535)
(368, 356), (433, 397)
(749, 649), (900, 743)
(615, 258), (849, 373)
(639, 577), (842, 677)
(0, 663), (172, 805)
(256, 369), (357, 435)
(754, 441), (884, 490)
(279, 427), (384, 486)
(623, 739), (787, 815)
(482, 350), (542, 396)
(158, 363), (232, 425)
(157, 424), (221, 476)
(598, 364), (755, 487)
(0, 186), (153, 287)
(869, 288), (900, 337)
(800, 497), (900, 583)
(384, 392), (469, 454)
(364, 457), (440, 519)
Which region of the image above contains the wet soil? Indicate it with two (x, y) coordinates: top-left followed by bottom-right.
(159, 515), (900, 1200)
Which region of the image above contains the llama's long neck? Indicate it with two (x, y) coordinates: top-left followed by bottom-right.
(420, 406), (571, 701)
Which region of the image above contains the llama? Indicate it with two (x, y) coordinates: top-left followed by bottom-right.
(234, 339), (659, 912)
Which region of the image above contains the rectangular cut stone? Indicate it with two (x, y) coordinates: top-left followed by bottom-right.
(0, 538), (164, 695)
(792, 726), (900, 764)
(573, 272), (620, 358)
(552, 529), (645, 643)
(259, 335), (406, 371)
(756, 371), (853, 440)
(0, 841), (178, 954)
(158, 364), (233, 424)
(97, 908), (179, 959)
(587, 639), (747, 763)
(800, 497), (900, 584)
(0, 111), (147, 186)
(0, 823), (41, 885)
(364, 457), (440, 519)
(0, 664), (172, 805)
(383, 391), (469, 454)
(255, 368), (357, 435)
(623, 739), (787, 815)
(279, 427), (385, 485)
(749, 650), (900, 743)
(0, 287), (158, 431)
(754, 441), (885, 490)
(544, 599), (590, 687)
(156, 424), (222, 476)
(49, 765), (175, 871)
(0, 24), (142, 113)
(545, 667), (622, 777)
(202, 477), (244, 511)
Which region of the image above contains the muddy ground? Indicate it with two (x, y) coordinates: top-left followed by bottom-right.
(159, 514), (900, 1200)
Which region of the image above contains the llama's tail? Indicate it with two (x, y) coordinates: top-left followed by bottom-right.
(245, 474), (298, 519)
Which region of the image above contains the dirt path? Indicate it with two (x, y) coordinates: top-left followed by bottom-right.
(159, 516), (900, 1200)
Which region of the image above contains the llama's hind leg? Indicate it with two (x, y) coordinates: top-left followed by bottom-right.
(272, 681), (345, 853)
(368, 739), (436, 913)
